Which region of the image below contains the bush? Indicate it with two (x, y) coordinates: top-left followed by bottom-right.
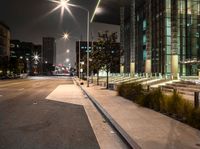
(117, 83), (145, 101)
(138, 89), (164, 111)
(187, 108), (200, 129)
(166, 90), (185, 117)
(117, 83), (200, 130)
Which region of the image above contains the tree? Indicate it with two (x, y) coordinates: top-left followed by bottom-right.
(98, 31), (118, 89)
(90, 42), (105, 85)
(82, 31), (120, 88)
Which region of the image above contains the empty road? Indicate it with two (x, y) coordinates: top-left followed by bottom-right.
(0, 76), (127, 149)
(0, 77), (100, 149)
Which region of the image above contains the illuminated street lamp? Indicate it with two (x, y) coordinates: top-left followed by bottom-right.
(32, 53), (40, 74)
(66, 58), (70, 63)
(63, 33), (69, 40)
(66, 49), (70, 53)
(34, 55), (39, 61)
(32, 53), (40, 62)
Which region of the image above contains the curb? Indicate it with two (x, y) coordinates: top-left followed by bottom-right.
(77, 82), (141, 149)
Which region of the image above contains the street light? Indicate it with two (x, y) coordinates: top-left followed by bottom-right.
(51, 0), (90, 87)
(80, 61), (84, 80)
(63, 33), (69, 40)
(66, 58), (70, 63)
(32, 52), (40, 62)
(32, 53), (40, 75)
(66, 49), (70, 53)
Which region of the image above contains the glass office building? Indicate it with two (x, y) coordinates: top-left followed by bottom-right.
(121, 0), (200, 77)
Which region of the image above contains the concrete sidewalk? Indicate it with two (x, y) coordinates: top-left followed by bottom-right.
(82, 83), (200, 149)
(46, 83), (127, 149)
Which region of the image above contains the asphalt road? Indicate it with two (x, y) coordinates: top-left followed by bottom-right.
(0, 77), (100, 149)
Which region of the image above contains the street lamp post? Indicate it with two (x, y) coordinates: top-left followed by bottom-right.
(78, 39), (81, 80)
(86, 11), (90, 87)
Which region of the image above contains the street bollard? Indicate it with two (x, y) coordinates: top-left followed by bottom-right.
(194, 92), (200, 108)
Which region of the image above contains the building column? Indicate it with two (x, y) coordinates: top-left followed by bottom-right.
(171, 0), (179, 79)
(145, 59), (151, 76)
(130, 62), (135, 77)
(171, 54), (179, 79)
(130, 0), (136, 76)
(145, 0), (152, 77)
(198, 69), (200, 79)
(120, 7), (125, 75)
(120, 64), (124, 74)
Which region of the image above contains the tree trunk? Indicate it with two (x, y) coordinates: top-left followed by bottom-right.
(91, 71), (93, 83)
(97, 71), (99, 85)
(106, 67), (109, 89)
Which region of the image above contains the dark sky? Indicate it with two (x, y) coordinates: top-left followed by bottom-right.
(0, 0), (97, 43)
(0, 0), (98, 66)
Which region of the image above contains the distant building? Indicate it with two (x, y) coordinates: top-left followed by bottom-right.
(0, 22), (10, 76)
(42, 37), (56, 74)
(10, 40), (24, 74)
(76, 41), (120, 76)
(76, 41), (92, 76)
(10, 40), (42, 75)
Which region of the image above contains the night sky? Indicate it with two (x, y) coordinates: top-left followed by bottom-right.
(0, 0), (98, 66)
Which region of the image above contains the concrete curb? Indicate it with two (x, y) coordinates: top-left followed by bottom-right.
(75, 82), (141, 149)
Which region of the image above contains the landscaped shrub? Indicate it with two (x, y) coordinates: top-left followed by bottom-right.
(166, 90), (185, 117)
(138, 89), (164, 111)
(187, 108), (200, 129)
(117, 83), (200, 130)
(117, 83), (145, 101)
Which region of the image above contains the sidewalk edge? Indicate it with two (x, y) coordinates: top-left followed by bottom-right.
(79, 84), (141, 149)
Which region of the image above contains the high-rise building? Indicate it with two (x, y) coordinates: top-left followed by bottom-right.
(93, 0), (200, 77)
(42, 37), (56, 74)
(120, 0), (200, 78)
(0, 22), (10, 75)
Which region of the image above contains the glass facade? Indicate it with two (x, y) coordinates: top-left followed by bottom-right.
(121, 0), (200, 76)
(178, 0), (200, 76)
